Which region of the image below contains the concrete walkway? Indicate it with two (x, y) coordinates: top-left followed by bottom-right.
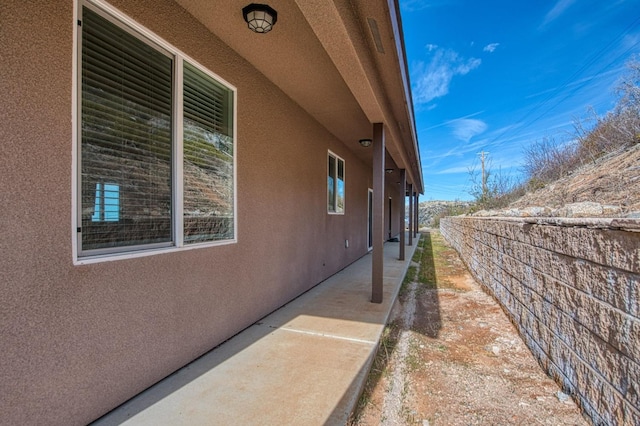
(92, 235), (420, 426)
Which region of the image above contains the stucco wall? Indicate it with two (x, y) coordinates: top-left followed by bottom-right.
(440, 217), (640, 425)
(0, 1), (404, 424)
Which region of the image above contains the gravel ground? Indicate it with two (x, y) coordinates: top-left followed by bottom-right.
(351, 230), (589, 426)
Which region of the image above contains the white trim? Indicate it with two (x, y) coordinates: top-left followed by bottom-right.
(74, 239), (237, 265)
(232, 88), (239, 243)
(71, 0), (80, 262)
(73, 0), (239, 264)
(174, 58), (184, 248)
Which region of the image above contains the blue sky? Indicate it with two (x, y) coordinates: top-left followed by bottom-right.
(399, 0), (640, 200)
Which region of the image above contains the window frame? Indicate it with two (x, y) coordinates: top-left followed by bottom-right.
(72, 0), (238, 264)
(327, 150), (345, 215)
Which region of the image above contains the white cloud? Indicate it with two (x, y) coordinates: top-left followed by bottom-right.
(622, 32), (640, 50)
(412, 48), (481, 105)
(456, 57), (482, 74)
(401, 0), (450, 12)
(448, 118), (488, 142)
(422, 111), (485, 131)
(483, 43), (500, 53)
(541, 0), (576, 28)
(400, 0), (431, 12)
(435, 165), (470, 175)
(426, 43), (438, 52)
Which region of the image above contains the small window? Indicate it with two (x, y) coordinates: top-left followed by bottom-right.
(328, 152), (345, 214)
(77, 3), (236, 260)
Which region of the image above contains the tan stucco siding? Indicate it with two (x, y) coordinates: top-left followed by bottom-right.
(0, 1), (404, 424)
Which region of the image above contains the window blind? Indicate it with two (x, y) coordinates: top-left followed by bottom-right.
(183, 62), (234, 243)
(80, 7), (173, 251)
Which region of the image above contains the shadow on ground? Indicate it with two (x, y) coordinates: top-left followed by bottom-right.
(415, 231), (442, 338)
(352, 229), (588, 426)
(91, 235), (419, 426)
(350, 231), (442, 422)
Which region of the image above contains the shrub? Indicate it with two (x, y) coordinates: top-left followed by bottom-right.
(522, 137), (578, 184)
(517, 57), (640, 197)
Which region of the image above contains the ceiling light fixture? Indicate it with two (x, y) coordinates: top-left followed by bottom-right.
(359, 138), (372, 147)
(242, 4), (278, 34)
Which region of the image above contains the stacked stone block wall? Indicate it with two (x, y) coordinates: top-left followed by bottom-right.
(440, 217), (639, 425)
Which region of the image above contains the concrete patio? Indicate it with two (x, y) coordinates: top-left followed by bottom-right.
(92, 235), (419, 425)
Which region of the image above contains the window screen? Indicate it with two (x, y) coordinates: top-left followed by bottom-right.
(183, 62), (234, 243)
(78, 4), (236, 259)
(80, 7), (173, 251)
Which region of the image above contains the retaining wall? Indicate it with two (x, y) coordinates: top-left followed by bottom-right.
(440, 217), (640, 425)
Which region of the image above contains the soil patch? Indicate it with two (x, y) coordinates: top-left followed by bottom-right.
(351, 230), (588, 425)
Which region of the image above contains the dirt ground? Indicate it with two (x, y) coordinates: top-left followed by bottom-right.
(351, 230), (589, 426)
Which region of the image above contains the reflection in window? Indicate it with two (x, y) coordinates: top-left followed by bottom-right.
(328, 152), (345, 214)
(91, 183), (120, 222)
(78, 4), (236, 257)
(183, 62), (234, 243)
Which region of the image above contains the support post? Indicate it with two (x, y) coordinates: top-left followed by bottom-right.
(414, 192), (419, 237)
(398, 169), (406, 261)
(372, 123), (385, 303)
(407, 183), (413, 246)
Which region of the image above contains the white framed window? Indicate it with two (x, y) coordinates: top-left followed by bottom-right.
(74, 1), (236, 263)
(328, 151), (345, 214)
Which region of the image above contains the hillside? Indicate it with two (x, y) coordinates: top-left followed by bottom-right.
(418, 200), (472, 227)
(508, 143), (640, 216)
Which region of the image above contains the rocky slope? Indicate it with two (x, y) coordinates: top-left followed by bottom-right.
(418, 200), (472, 228)
(507, 143), (640, 217)
(421, 144), (640, 223)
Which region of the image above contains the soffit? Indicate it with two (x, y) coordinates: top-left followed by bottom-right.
(174, 0), (422, 191)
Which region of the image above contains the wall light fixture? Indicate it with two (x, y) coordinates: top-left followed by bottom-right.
(242, 4), (278, 34)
